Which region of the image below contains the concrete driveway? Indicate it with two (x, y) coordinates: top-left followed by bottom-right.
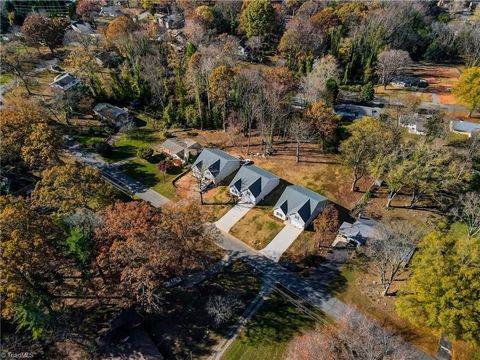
(215, 202), (254, 232)
(260, 224), (303, 262)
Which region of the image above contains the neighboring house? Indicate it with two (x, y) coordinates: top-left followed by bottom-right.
(50, 73), (80, 91)
(399, 114), (427, 135)
(93, 103), (131, 127)
(334, 103), (381, 119)
(391, 76), (428, 89)
(158, 138), (202, 163)
(71, 21), (93, 35)
(100, 6), (124, 17)
(229, 165), (280, 205)
(450, 120), (480, 138)
(273, 185), (328, 229)
(332, 215), (379, 247)
(192, 149), (240, 187)
(155, 13), (185, 29)
(94, 51), (122, 68)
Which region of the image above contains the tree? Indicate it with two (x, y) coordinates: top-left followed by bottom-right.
(0, 97), (61, 170)
(287, 310), (416, 360)
(158, 159), (174, 180)
(105, 16), (137, 44)
(360, 82), (375, 103)
(305, 102), (338, 149)
(21, 14), (67, 54)
(32, 164), (113, 214)
(376, 49), (412, 89)
(0, 42), (36, 95)
(451, 192), (480, 238)
(340, 117), (394, 191)
(76, 0), (100, 22)
(396, 225), (480, 345)
(289, 117), (314, 163)
(367, 222), (418, 296)
(209, 65), (236, 131)
(239, 0), (275, 39)
(206, 295), (243, 327)
(312, 205), (341, 249)
(301, 55), (339, 104)
(454, 67), (480, 118)
(0, 196), (64, 339)
(137, 147), (154, 160)
(95, 200), (219, 312)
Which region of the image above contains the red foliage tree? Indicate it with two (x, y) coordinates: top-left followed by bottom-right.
(21, 14), (67, 53)
(76, 0), (101, 22)
(312, 204), (341, 248)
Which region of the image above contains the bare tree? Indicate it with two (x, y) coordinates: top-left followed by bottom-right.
(287, 310), (417, 360)
(289, 116), (315, 163)
(368, 222), (419, 296)
(0, 42), (36, 95)
(206, 295), (243, 327)
(301, 55), (339, 104)
(376, 49), (412, 89)
(451, 192), (480, 238)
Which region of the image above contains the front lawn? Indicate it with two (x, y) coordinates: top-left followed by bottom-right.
(202, 185), (235, 221)
(222, 293), (317, 360)
(75, 135), (107, 148)
(120, 158), (182, 199)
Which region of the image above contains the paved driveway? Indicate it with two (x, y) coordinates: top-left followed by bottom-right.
(215, 202), (254, 232)
(260, 224), (303, 261)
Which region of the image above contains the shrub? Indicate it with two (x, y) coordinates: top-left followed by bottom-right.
(137, 147), (154, 160)
(360, 82), (375, 103)
(94, 141), (112, 155)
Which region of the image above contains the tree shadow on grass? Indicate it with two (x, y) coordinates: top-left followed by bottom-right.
(241, 294), (316, 346)
(104, 145), (137, 161)
(120, 162), (159, 188)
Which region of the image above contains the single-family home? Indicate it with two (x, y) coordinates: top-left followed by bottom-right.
(332, 215), (379, 247)
(192, 149), (240, 187)
(450, 120), (480, 138)
(391, 76), (428, 89)
(100, 6), (124, 17)
(71, 21), (93, 35)
(155, 13), (184, 29)
(273, 185), (328, 229)
(399, 114), (427, 135)
(157, 138), (202, 163)
(229, 165), (280, 205)
(50, 73), (81, 91)
(93, 103), (131, 127)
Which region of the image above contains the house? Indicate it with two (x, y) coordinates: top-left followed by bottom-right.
(450, 120), (480, 138)
(273, 185), (328, 229)
(192, 149), (240, 187)
(50, 73), (80, 91)
(93, 103), (131, 127)
(391, 76), (428, 89)
(157, 138), (202, 163)
(229, 165), (280, 205)
(399, 114), (427, 135)
(155, 13), (184, 29)
(332, 215), (379, 247)
(100, 6), (124, 17)
(71, 21), (93, 35)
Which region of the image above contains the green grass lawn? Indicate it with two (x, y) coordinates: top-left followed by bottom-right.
(0, 74), (13, 85)
(75, 135), (107, 148)
(222, 293), (317, 360)
(120, 158), (182, 199)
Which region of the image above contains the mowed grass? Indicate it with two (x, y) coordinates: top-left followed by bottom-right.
(222, 293), (317, 360)
(202, 185), (234, 220)
(120, 158), (182, 199)
(105, 127), (165, 162)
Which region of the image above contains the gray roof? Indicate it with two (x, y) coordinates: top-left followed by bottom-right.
(193, 149), (239, 177)
(451, 120), (480, 134)
(399, 114), (427, 132)
(229, 165), (279, 198)
(160, 138), (200, 156)
(274, 185), (327, 223)
(338, 216), (378, 245)
(51, 73), (79, 89)
(93, 103), (128, 120)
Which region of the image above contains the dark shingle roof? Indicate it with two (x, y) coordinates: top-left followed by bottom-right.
(274, 185), (327, 223)
(192, 149), (239, 178)
(229, 165), (279, 197)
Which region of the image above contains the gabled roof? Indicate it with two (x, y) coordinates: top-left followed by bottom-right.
(193, 149), (239, 176)
(229, 165), (279, 197)
(93, 103), (128, 121)
(274, 185), (327, 223)
(338, 216), (378, 245)
(160, 138), (200, 157)
(50, 73), (79, 90)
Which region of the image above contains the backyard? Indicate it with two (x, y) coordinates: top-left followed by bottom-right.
(222, 293), (318, 360)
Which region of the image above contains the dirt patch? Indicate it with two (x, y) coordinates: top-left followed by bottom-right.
(174, 173), (197, 200)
